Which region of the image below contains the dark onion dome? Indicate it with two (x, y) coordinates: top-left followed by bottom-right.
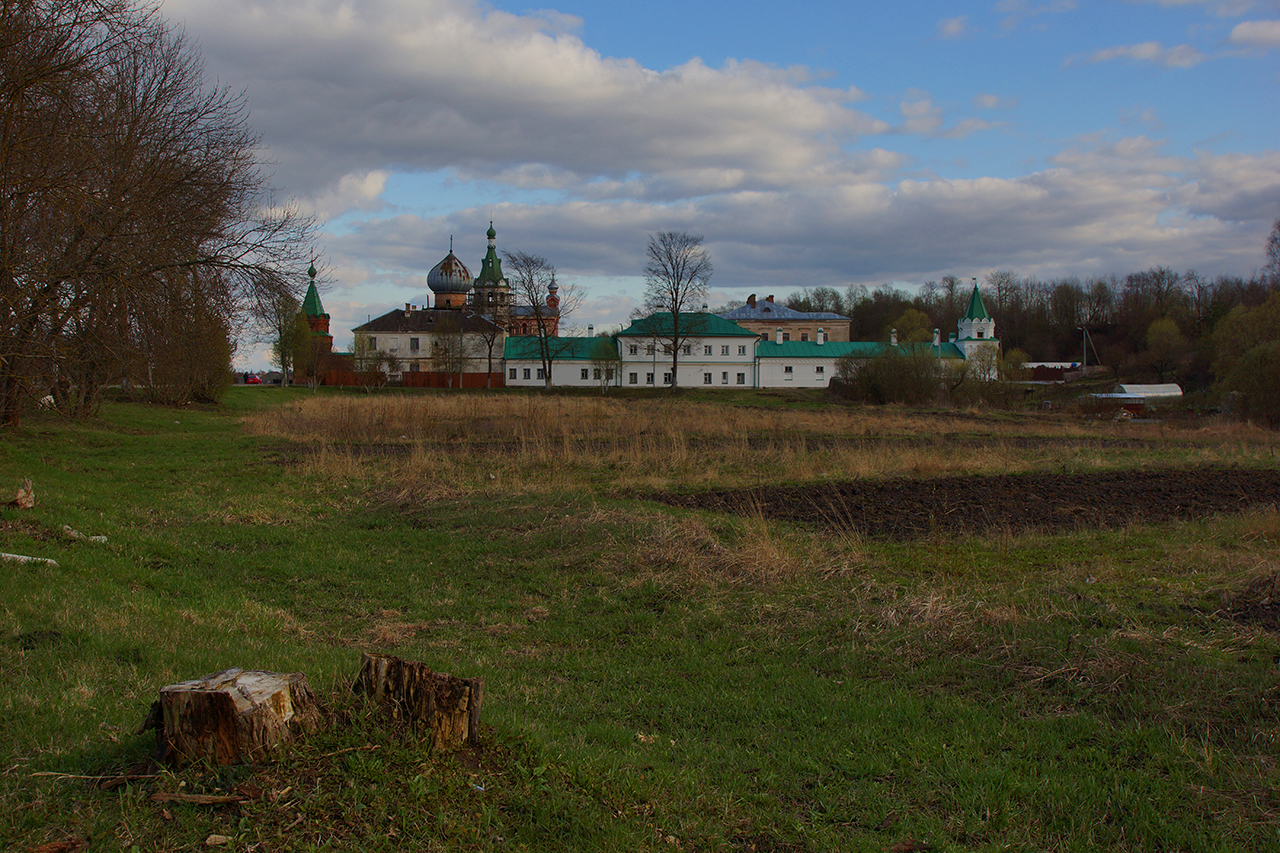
(427, 250), (473, 295)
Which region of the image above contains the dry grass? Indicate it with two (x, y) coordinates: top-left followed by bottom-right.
(574, 504), (868, 588)
(244, 394), (1277, 498)
(244, 394), (1099, 446)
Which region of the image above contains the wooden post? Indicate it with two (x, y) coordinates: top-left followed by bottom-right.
(353, 652), (483, 751)
(139, 668), (323, 765)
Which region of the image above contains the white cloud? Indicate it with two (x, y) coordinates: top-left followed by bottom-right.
(1229, 19), (1280, 46)
(162, 0), (888, 205)
(299, 170), (390, 220)
(1067, 41), (1207, 67)
(313, 135), (1276, 318)
(1125, 0), (1260, 17)
(974, 93), (1018, 110)
(898, 96), (943, 134)
(995, 0), (1078, 32)
(937, 16), (971, 38)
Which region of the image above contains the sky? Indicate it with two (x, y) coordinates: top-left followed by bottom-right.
(154, 0), (1280, 367)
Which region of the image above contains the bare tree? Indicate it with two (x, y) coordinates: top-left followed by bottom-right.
(0, 0), (314, 425)
(984, 270), (1019, 314)
(265, 291), (303, 383)
(352, 334), (396, 392)
(430, 314), (470, 388)
(467, 312), (503, 388)
(504, 250), (581, 387)
(588, 337), (621, 395)
(642, 231), (713, 389)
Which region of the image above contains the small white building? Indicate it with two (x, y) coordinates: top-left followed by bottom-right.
(504, 337), (617, 388)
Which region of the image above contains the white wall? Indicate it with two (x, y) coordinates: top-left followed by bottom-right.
(756, 358), (835, 388)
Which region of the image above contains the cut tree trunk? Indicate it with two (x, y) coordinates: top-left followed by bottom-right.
(139, 668), (323, 765)
(353, 652), (483, 751)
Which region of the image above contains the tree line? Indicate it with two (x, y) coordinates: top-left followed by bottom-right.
(0, 0), (314, 426)
(783, 221), (1280, 415)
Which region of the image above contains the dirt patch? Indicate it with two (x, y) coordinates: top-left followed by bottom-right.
(653, 467), (1280, 540)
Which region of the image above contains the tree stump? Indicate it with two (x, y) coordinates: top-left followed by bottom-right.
(139, 668), (323, 765)
(353, 652), (483, 751)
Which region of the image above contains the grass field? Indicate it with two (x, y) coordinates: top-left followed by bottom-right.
(1, 387), (1278, 852)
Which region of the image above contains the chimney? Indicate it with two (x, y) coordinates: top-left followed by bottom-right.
(932, 328), (940, 347)
(890, 329), (898, 346)
(817, 328), (825, 345)
(949, 332), (957, 343)
(747, 294), (756, 308)
(766, 294), (774, 303)
(588, 325), (594, 336)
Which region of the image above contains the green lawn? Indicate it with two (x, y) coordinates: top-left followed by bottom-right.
(1, 388), (1277, 852)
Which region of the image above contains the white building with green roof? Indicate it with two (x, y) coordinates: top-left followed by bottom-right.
(498, 287), (996, 390)
(615, 312), (760, 388)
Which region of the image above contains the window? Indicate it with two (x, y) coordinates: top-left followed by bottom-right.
(536, 368), (546, 380)
(682, 345), (691, 356)
(800, 333), (809, 342)
(738, 345), (747, 355)
(663, 344), (672, 355)
(815, 366), (825, 375)
(646, 372), (654, 384)
(721, 345), (730, 355)
(977, 331), (985, 339)
(703, 372), (712, 385)
(409, 337), (420, 351)
(663, 372), (672, 384)
(508, 368), (516, 379)
(646, 345), (655, 355)
(522, 368), (531, 380)
(629, 372), (638, 384)
(784, 366), (793, 380)
(760, 331), (769, 341)
(581, 368), (589, 380)
(606, 369), (614, 380)
(782, 332), (791, 342)
(736, 373), (745, 384)
(704, 345), (713, 356)
(409, 362), (419, 372)
(368, 336), (376, 349)
(721, 372), (729, 384)
(593, 368), (601, 380)
(629, 345), (638, 355)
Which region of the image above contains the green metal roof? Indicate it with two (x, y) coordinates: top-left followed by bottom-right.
(302, 280), (327, 319)
(757, 341), (965, 359)
(617, 312), (753, 338)
(475, 222), (506, 286)
(963, 285), (991, 320)
(503, 336), (607, 361)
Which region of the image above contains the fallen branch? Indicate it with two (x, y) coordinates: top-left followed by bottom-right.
(31, 772), (158, 783)
(1, 552), (58, 567)
(151, 792), (246, 805)
(62, 525), (107, 544)
(317, 743), (380, 759)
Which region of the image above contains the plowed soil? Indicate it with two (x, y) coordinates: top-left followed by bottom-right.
(654, 467), (1280, 540)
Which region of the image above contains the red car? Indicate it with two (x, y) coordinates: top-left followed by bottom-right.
(245, 375), (262, 384)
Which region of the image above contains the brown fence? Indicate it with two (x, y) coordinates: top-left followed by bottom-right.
(314, 369), (504, 389)
(399, 371), (504, 389)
